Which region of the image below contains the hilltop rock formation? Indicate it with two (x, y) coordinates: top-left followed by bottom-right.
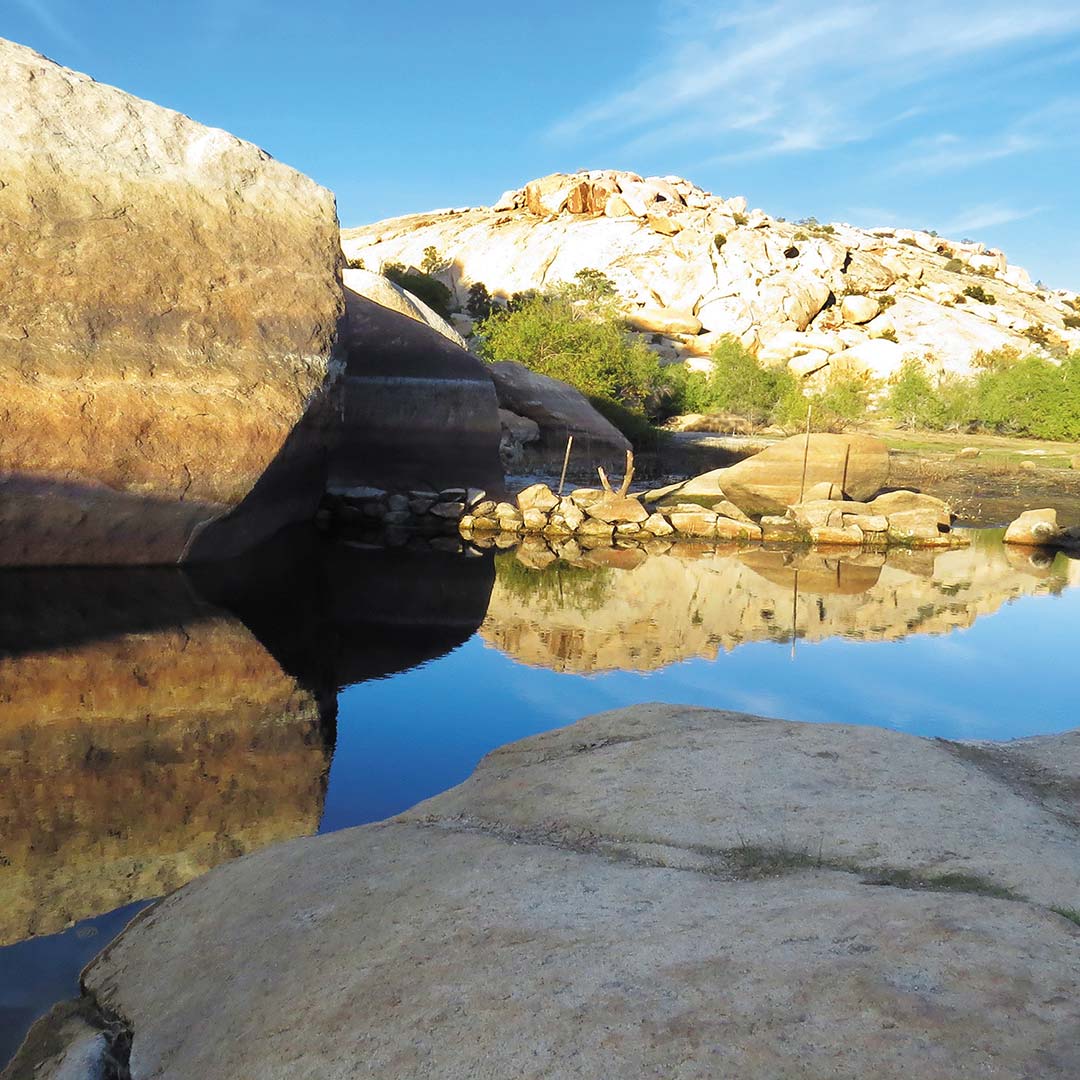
(39, 704), (1080, 1078)
(341, 169), (1080, 383)
(0, 39), (345, 565)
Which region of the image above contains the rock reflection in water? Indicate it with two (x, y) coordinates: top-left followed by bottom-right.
(0, 537), (495, 948)
(481, 532), (1076, 674)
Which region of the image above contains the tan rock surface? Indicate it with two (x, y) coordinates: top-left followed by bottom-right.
(652, 433), (890, 515)
(65, 704), (1080, 1079)
(341, 170), (1080, 380)
(0, 40), (346, 565)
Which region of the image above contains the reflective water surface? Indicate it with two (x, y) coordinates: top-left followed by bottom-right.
(2, 528), (1078, 1063)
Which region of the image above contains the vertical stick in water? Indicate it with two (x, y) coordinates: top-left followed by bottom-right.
(558, 435), (574, 495)
(798, 403), (813, 503)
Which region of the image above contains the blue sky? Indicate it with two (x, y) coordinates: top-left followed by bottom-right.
(6, 1), (1080, 287)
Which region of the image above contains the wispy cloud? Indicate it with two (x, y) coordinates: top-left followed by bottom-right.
(13, 0), (79, 50)
(894, 132), (1040, 174)
(940, 203), (1043, 234)
(547, 1), (1080, 162)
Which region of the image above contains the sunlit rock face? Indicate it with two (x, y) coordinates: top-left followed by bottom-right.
(341, 170), (1080, 379)
(0, 38), (345, 566)
(0, 610), (332, 945)
(480, 536), (1073, 673)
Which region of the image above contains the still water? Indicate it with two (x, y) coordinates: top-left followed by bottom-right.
(2, 529), (1078, 1063)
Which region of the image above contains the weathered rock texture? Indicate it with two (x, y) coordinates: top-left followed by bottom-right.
(0, 39), (346, 565)
(651, 432), (890, 514)
(341, 169), (1080, 382)
(488, 360), (631, 471)
(481, 534), (1074, 672)
(64, 704), (1080, 1079)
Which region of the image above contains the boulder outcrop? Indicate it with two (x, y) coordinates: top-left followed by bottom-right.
(43, 704), (1080, 1079)
(329, 286), (503, 497)
(341, 268), (466, 348)
(341, 169), (1080, 381)
(0, 39), (345, 565)
(486, 361), (630, 472)
(648, 433), (890, 515)
(1004, 508), (1080, 549)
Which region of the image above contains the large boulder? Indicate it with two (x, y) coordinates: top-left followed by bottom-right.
(341, 268), (466, 348)
(651, 433), (890, 516)
(329, 289), (502, 496)
(47, 704), (1080, 1079)
(0, 40), (346, 565)
(487, 361), (631, 471)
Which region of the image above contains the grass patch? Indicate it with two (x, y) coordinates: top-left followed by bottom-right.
(727, 842), (1023, 902)
(862, 868), (1020, 900)
(1052, 906), (1080, 927)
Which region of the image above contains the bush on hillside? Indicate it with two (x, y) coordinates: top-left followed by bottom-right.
(963, 283), (995, 305)
(476, 290), (661, 413)
(466, 281), (493, 320)
(382, 261), (454, 320)
(885, 354), (1080, 440)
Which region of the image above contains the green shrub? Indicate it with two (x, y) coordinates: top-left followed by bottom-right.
(878, 294), (897, 310)
(944, 258), (965, 273)
(466, 282), (493, 320)
(885, 360), (955, 430)
(587, 394), (667, 450)
(1064, 314), (1080, 329)
(714, 233), (727, 251)
(702, 336), (795, 424)
(879, 328), (898, 342)
(421, 245), (447, 274)
(963, 283), (995, 305)
(382, 261), (455, 319)
(899, 237), (919, 247)
(345, 255), (365, 270)
(774, 373), (868, 432)
(733, 211), (749, 225)
(975, 355), (1080, 439)
(885, 353), (1080, 439)
(793, 230), (809, 241)
(477, 291), (661, 428)
(556, 267), (619, 311)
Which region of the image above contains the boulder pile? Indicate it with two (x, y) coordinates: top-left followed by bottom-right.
(459, 482), (963, 551)
(341, 169), (1080, 382)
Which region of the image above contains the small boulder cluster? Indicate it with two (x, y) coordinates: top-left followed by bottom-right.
(459, 482), (965, 551)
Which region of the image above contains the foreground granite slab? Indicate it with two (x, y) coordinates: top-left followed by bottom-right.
(19, 706), (1080, 1079)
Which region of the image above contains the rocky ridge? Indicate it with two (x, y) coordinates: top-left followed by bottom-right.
(341, 169), (1080, 382)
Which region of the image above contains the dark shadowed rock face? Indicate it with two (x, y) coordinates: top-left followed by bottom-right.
(329, 287), (503, 496)
(0, 38), (346, 565)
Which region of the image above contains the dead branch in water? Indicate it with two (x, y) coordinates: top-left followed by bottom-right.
(597, 450), (635, 497)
